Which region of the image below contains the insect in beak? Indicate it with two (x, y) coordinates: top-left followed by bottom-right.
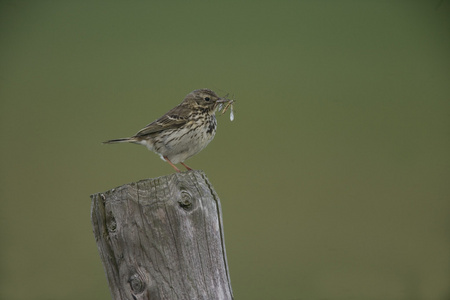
(217, 99), (235, 121)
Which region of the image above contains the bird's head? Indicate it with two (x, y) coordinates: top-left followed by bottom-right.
(183, 89), (228, 114)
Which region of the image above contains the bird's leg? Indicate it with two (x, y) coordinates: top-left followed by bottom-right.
(180, 162), (193, 171)
(164, 156), (181, 172)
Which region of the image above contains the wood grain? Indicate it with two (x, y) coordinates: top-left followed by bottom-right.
(91, 170), (233, 300)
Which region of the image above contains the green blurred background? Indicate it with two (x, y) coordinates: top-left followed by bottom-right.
(1, 1), (449, 299)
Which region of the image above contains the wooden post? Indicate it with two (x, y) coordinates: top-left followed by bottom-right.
(90, 170), (233, 300)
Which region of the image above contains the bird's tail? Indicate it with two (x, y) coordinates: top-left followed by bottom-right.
(102, 137), (134, 144)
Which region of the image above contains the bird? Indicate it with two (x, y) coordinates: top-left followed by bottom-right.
(103, 88), (231, 172)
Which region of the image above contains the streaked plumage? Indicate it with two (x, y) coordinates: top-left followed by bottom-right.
(103, 88), (230, 172)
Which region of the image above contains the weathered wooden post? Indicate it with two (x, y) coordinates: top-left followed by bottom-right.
(91, 170), (233, 300)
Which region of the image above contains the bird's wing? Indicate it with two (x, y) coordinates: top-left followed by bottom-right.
(133, 105), (190, 137)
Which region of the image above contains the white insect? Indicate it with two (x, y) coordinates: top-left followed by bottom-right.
(218, 99), (235, 121)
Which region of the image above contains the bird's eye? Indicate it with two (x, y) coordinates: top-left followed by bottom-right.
(204, 97), (211, 101)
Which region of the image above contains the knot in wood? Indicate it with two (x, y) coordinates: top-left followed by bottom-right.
(106, 212), (117, 233)
(128, 273), (145, 294)
(178, 190), (193, 210)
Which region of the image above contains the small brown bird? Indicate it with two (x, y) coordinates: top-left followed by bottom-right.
(103, 88), (232, 172)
